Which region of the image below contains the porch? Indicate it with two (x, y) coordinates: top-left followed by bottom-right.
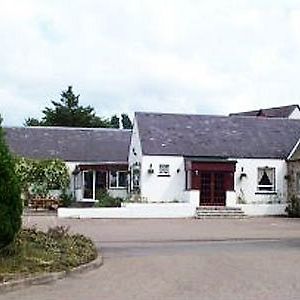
(73, 163), (129, 202)
(185, 159), (236, 206)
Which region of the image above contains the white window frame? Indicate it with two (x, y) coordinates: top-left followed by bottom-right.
(257, 167), (276, 193)
(109, 171), (127, 189)
(158, 164), (170, 176)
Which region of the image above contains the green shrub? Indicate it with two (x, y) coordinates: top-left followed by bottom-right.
(0, 117), (22, 249)
(0, 226), (97, 281)
(286, 195), (300, 217)
(95, 189), (122, 207)
(59, 191), (74, 207)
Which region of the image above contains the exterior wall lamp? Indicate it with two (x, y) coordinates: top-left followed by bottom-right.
(148, 163), (154, 174)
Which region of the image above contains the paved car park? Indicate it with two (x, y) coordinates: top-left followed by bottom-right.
(1, 217), (300, 300)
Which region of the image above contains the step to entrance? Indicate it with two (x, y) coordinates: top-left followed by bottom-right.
(195, 206), (246, 219)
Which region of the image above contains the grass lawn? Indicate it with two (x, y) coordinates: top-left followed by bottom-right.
(0, 226), (97, 283)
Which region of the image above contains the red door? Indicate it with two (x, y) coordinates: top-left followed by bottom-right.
(200, 172), (226, 206)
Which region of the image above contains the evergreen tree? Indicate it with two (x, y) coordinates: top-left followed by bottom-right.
(121, 114), (133, 129)
(0, 115), (22, 248)
(110, 115), (120, 128)
(25, 86), (110, 128)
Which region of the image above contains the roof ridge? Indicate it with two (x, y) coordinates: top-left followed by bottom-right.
(4, 126), (132, 132)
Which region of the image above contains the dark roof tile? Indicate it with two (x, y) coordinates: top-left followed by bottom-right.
(136, 112), (300, 159)
(4, 127), (131, 162)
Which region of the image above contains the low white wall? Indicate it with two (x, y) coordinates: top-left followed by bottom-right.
(237, 204), (287, 216)
(184, 190), (200, 206)
(226, 191), (236, 206)
(108, 188), (128, 199)
(58, 203), (197, 218)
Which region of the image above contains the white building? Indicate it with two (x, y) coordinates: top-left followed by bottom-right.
(128, 111), (300, 215)
(5, 127), (131, 203)
(5, 104), (300, 217)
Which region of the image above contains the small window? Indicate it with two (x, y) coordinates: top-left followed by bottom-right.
(109, 171), (127, 188)
(132, 166), (141, 191)
(296, 172), (300, 194)
(257, 167), (275, 192)
(159, 164), (170, 176)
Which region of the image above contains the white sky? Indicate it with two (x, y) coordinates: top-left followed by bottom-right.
(0, 0), (300, 125)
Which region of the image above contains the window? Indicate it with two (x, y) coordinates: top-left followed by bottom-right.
(158, 164), (170, 176)
(257, 167), (275, 192)
(132, 164), (141, 191)
(109, 171), (128, 188)
(296, 172), (300, 194)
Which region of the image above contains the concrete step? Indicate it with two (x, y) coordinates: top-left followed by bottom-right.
(195, 206), (246, 219)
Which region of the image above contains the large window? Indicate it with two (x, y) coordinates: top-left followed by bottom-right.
(110, 171), (127, 188)
(257, 167), (275, 192)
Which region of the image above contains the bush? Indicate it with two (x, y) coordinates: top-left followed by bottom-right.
(95, 189), (122, 207)
(0, 226), (97, 281)
(59, 191), (74, 207)
(0, 117), (22, 249)
(286, 195), (300, 217)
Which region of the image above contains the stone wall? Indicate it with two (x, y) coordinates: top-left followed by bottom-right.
(287, 160), (300, 200)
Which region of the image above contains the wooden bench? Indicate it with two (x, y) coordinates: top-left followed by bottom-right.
(30, 196), (61, 211)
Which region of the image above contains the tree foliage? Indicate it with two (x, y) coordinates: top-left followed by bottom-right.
(0, 116), (22, 248)
(25, 86), (134, 130)
(25, 86), (110, 128)
(15, 158), (70, 198)
(121, 113), (133, 129)
(110, 115), (120, 129)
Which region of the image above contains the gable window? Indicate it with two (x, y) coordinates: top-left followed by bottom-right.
(110, 171), (127, 188)
(257, 167), (275, 192)
(158, 164), (170, 176)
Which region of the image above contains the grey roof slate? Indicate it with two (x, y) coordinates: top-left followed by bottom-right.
(136, 112), (300, 159)
(229, 104), (299, 118)
(4, 127), (131, 162)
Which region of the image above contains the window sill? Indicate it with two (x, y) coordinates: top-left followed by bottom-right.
(109, 187), (127, 190)
(255, 191), (277, 195)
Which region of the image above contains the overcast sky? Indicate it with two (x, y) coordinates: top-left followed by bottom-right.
(0, 0), (300, 126)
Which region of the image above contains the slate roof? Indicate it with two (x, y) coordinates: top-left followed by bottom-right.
(4, 127), (131, 162)
(136, 112), (300, 159)
(229, 104), (299, 118)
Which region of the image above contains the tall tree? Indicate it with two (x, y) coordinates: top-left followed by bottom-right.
(110, 115), (120, 129)
(25, 86), (110, 128)
(121, 114), (133, 129)
(0, 115), (22, 248)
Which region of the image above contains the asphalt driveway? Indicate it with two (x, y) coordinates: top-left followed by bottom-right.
(1, 217), (300, 300)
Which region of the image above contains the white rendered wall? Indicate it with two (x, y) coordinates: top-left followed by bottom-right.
(289, 107), (300, 119)
(65, 162), (78, 196)
(108, 188), (128, 199)
(233, 158), (287, 205)
(58, 203), (196, 218)
(141, 155), (186, 202)
(128, 119), (143, 167)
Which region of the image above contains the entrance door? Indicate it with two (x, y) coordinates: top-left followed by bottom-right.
(83, 171), (107, 200)
(83, 171), (94, 199)
(200, 172), (226, 206)
(95, 171), (107, 197)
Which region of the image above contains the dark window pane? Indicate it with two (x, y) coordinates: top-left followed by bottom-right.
(118, 172), (127, 187)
